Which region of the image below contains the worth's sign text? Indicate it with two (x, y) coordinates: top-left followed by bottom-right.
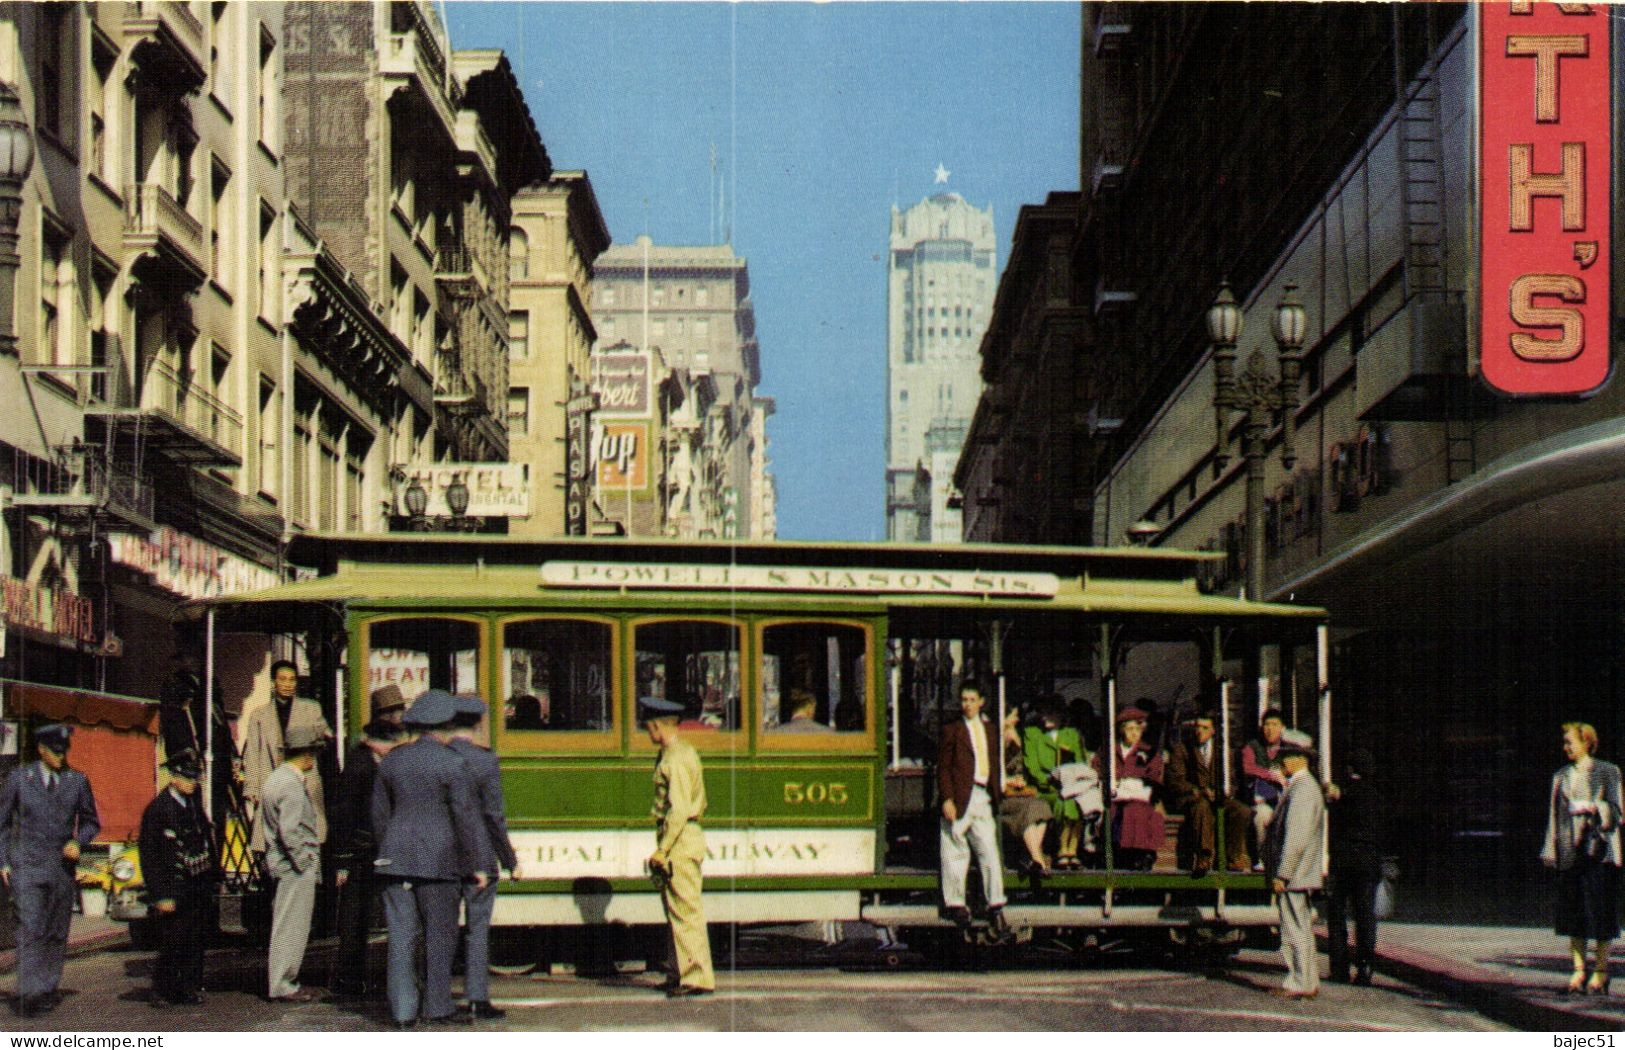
(1478, 1), (1613, 396)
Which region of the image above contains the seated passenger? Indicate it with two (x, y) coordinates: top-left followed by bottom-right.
(507, 693), (546, 730)
(999, 704), (1052, 875)
(1242, 708), (1288, 866)
(775, 689), (834, 733)
(1024, 697), (1088, 870)
(1166, 711), (1252, 875)
(1095, 703), (1165, 871)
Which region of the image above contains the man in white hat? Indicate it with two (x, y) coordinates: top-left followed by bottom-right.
(1264, 728), (1325, 999)
(262, 721), (331, 1002)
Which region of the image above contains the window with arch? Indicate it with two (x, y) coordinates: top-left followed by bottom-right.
(508, 227), (529, 280)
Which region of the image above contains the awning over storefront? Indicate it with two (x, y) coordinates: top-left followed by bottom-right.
(2, 679), (160, 733)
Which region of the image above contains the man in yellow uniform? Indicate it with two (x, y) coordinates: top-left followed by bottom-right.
(644, 699), (714, 998)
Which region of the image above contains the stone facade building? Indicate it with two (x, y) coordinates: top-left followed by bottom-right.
(885, 191), (995, 543)
(0, 3), (543, 761)
(506, 170), (609, 538)
(591, 237), (773, 539)
(963, 1), (1623, 920)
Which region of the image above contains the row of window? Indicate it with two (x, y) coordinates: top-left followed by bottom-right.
(363, 616), (872, 750)
(36, 5), (279, 168)
(598, 284), (715, 308)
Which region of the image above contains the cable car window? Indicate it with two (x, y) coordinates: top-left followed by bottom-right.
(366, 617), (481, 699)
(761, 622), (867, 734)
(634, 620), (741, 732)
(502, 618), (613, 732)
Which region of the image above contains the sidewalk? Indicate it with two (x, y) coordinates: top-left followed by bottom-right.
(0, 913), (128, 975)
(1365, 922), (1625, 1031)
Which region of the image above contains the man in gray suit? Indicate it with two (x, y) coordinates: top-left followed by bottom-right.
(0, 724), (100, 1018)
(448, 695), (520, 1020)
(1264, 728), (1326, 999)
(262, 721), (329, 1002)
(372, 690), (492, 1029)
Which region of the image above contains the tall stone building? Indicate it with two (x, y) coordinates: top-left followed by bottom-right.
(885, 189), (995, 543)
(0, 1), (544, 768)
(961, 1), (1625, 920)
(282, 3), (549, 492)
(591, 237), (774, 539)
(506, 170), (609, 538)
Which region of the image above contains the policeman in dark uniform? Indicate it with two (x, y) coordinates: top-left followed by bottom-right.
(0, 724), (101, 1018)
(137, 748), (217, 1007)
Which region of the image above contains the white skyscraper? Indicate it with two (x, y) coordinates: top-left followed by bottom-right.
(885, 187), (996, 542)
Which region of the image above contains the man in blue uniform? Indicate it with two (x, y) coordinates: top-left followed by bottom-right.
(448, 695), (519, 1019)
(372, 690), (491, 1028)
(137, 748), (217, 1008)
(0, 724), (101, 1018)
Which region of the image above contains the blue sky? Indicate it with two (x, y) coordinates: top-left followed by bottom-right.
(446, 2), (1080, 541)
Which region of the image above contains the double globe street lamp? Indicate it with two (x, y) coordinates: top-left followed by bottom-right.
(1209, 281), (1308, 600)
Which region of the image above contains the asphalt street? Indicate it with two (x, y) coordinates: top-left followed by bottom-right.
(3, 933), (1512, 1032)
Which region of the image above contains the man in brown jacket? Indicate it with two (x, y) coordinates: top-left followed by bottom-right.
(938, 682), (1009, 938)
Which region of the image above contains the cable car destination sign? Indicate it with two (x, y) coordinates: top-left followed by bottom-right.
(1478, 1), (1613, 396)
(541, 561), (1060, 598)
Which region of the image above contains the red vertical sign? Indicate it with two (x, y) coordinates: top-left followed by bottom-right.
(1479, 1), (1612, 397)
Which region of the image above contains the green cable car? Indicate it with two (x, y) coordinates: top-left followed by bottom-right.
(200, 534), (1330, 956)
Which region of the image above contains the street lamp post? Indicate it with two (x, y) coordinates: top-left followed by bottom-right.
(1210, 282), (1307, 600)
(0, 83), (35, 357)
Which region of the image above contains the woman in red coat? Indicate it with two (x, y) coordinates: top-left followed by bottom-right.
(1094, 704), (1165, 870)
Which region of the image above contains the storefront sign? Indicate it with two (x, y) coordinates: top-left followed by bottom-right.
(565, 379), (594, 536)
(109, 527), (281, 600)
(2, 576), (97, 648)
(594, 421), (650, 492)
(1478, 1), (1613, 396)
(592, 350), (651, 417)
(400, 463), (530, 517)
(542, 561), (1060, 598)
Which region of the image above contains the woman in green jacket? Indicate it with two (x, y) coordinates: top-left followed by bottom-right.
(1024, 697), (1088, 869)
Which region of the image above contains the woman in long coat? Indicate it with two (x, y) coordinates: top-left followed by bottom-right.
(1094, 704), (1164, 871)
(1024, 697), (1087, 869)
(1541, 721), (1623, 995)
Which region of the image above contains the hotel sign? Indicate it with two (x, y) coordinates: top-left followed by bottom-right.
(1478, 1), (1613, 396)
(541, 561), (1060, 598)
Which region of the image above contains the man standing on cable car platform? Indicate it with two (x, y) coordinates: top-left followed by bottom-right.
(937, 682), (1011, 941)
(644, 698), (714, 998)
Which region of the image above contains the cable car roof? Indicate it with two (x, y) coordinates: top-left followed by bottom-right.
(193, 533), (1326, 622)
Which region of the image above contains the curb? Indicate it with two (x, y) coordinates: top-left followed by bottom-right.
(0, 925), (130, 976)
(1373, 940), (1622, 1032)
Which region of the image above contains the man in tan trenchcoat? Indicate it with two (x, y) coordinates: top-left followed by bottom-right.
(242, 659), (332, 852)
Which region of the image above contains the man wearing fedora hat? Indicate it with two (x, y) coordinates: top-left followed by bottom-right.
(1264, 728), (1325, 999)
(369, 684), (409, 731)
(138, 749), (217, 1007)
(372, 689), (491, 1028)
(262, 721), (332, 1002)
(0, 723), (101, 1017)
(332, 718), (406, 999)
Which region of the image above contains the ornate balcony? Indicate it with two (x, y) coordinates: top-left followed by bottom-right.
(123, 1), (206, 95)
(87, 358), (242, 467)
(124, 182), (206, 294)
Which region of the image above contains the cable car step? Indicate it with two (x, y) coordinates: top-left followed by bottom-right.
(860, 903), (1278, 928)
